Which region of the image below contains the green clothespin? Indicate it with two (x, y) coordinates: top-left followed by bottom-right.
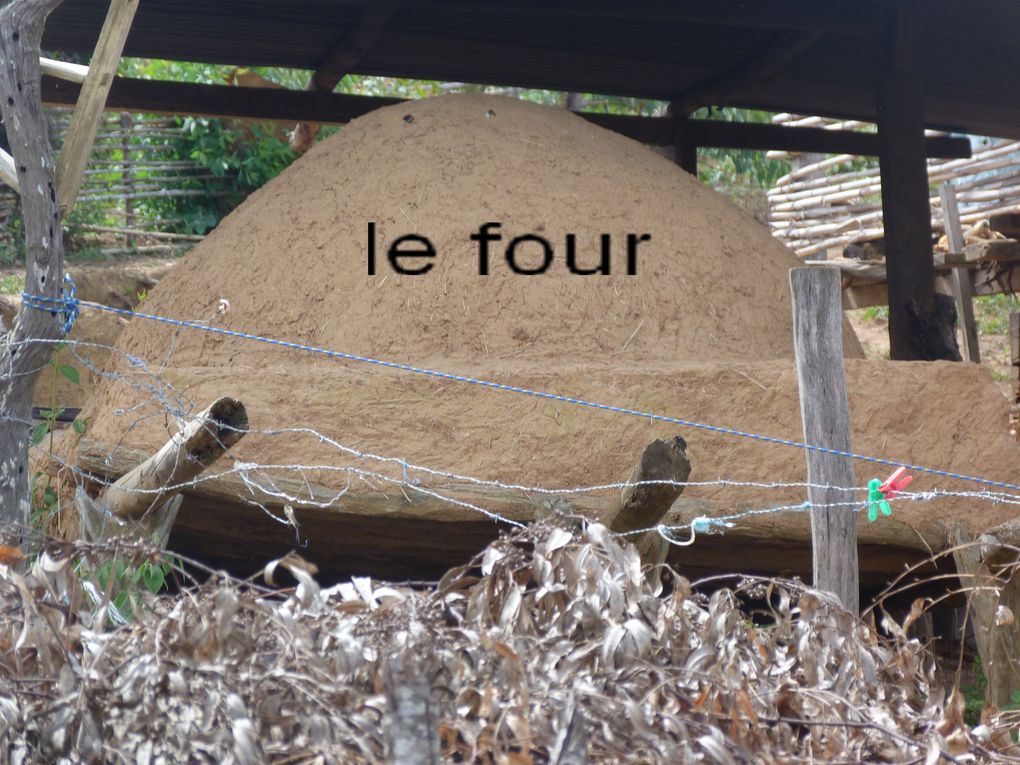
(867, 478), (892, 522)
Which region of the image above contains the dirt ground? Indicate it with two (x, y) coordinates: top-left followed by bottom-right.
(848, 306), (1017, 398)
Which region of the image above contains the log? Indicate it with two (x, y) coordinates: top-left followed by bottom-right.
(610, 436), (692, 534)
(0, 148), (18, 191)
(951, 525), (1020, 708)
(38, 55), (87, 83)
(609, 436), (691, 566)
(790, 267), (859, 614)
(101, 397), (248, 520)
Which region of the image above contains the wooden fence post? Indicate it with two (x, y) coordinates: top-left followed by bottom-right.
(1010, 311), (1020, 438)
(120, 111), (136, 249)
(790, 267), (860, 614)
(0, 0), (68, 533)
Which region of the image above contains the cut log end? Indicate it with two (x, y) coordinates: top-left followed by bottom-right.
(102, 396), (248, 520)
(610, 436), (692, 534)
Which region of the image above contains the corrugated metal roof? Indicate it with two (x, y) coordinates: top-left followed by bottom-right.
(40, 0), (1020, 139)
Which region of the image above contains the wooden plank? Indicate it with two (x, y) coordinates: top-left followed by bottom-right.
(401, 0), (884, 33)
(940, 183), (981, 362)
(790, 267), (859, 614)
(684, 120), (970, 158)
(54, 0), (139, 215)
(39, 75), (973, 158)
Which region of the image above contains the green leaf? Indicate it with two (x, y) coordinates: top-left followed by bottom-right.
(141, 563), (165, 593)
(58, 364), (80, 385)
(72, 418), (87, 435)
(30, 423), (49, 446)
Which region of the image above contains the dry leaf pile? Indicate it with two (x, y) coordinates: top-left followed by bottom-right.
(0, 523), (1016, 764)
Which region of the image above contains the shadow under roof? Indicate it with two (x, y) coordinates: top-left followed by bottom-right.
(40, 0), (1020, 139)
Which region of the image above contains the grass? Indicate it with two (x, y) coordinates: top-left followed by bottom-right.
(862, 305), (889, 322)
(0, 273), (25, 295)
(975, 294), (1020, 336)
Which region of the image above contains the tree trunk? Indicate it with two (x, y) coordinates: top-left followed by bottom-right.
(0, 0), (67, 532)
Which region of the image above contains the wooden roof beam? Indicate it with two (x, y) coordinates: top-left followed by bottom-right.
(291, 3), (395, 153)
(40, 75), (971, 161)
(671, 29), (825, 116)
(351, 0), (883, 35)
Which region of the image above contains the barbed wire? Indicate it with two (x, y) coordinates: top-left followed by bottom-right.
(8, 297), (1020, 559)
(18, 291), (1020, 493)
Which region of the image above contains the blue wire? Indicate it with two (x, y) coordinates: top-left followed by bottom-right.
(20, 289), (1020, 494)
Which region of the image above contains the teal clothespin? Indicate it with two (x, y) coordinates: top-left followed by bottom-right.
(867, 478), (892, 523)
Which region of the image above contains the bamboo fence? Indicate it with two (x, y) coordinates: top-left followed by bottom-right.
(1, 109), (225, 257)
(766, 113), (1020, 258)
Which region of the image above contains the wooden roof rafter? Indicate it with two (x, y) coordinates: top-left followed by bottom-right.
(670, 29), (826, 116)
(292, 1), (396, 151)
(39, 74), (973, 161)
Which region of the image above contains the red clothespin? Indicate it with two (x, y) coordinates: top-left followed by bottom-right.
(879, 467), (913, 500)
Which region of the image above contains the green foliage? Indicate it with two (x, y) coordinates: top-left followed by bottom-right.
(87, 556), (176, 621)
(963, 657), (988, 725)
(0, 215), (25, 266)
(166, 116), (296, 234)
(862, 305), (890, 322)
(975, 294), (1020, 336)
(961, 656), (1020, 727)
(694, 107), (792, 191)
(0, 272), (24, 294)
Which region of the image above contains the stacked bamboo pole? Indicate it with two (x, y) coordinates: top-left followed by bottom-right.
(767, 114), (1020, 258)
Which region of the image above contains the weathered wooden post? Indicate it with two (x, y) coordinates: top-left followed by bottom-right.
(0, 0), (68, 531)
(383, 653), (440, 765)
(939, 182), (980, 362)
(951, 523), (1020, 708)
(790, 267), (860, 614)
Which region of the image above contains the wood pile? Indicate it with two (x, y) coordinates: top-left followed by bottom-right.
(766, 114), (1020, 258)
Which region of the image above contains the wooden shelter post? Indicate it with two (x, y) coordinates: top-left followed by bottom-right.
(876, 3), (956, 361)
(668, 106), (698, 176)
